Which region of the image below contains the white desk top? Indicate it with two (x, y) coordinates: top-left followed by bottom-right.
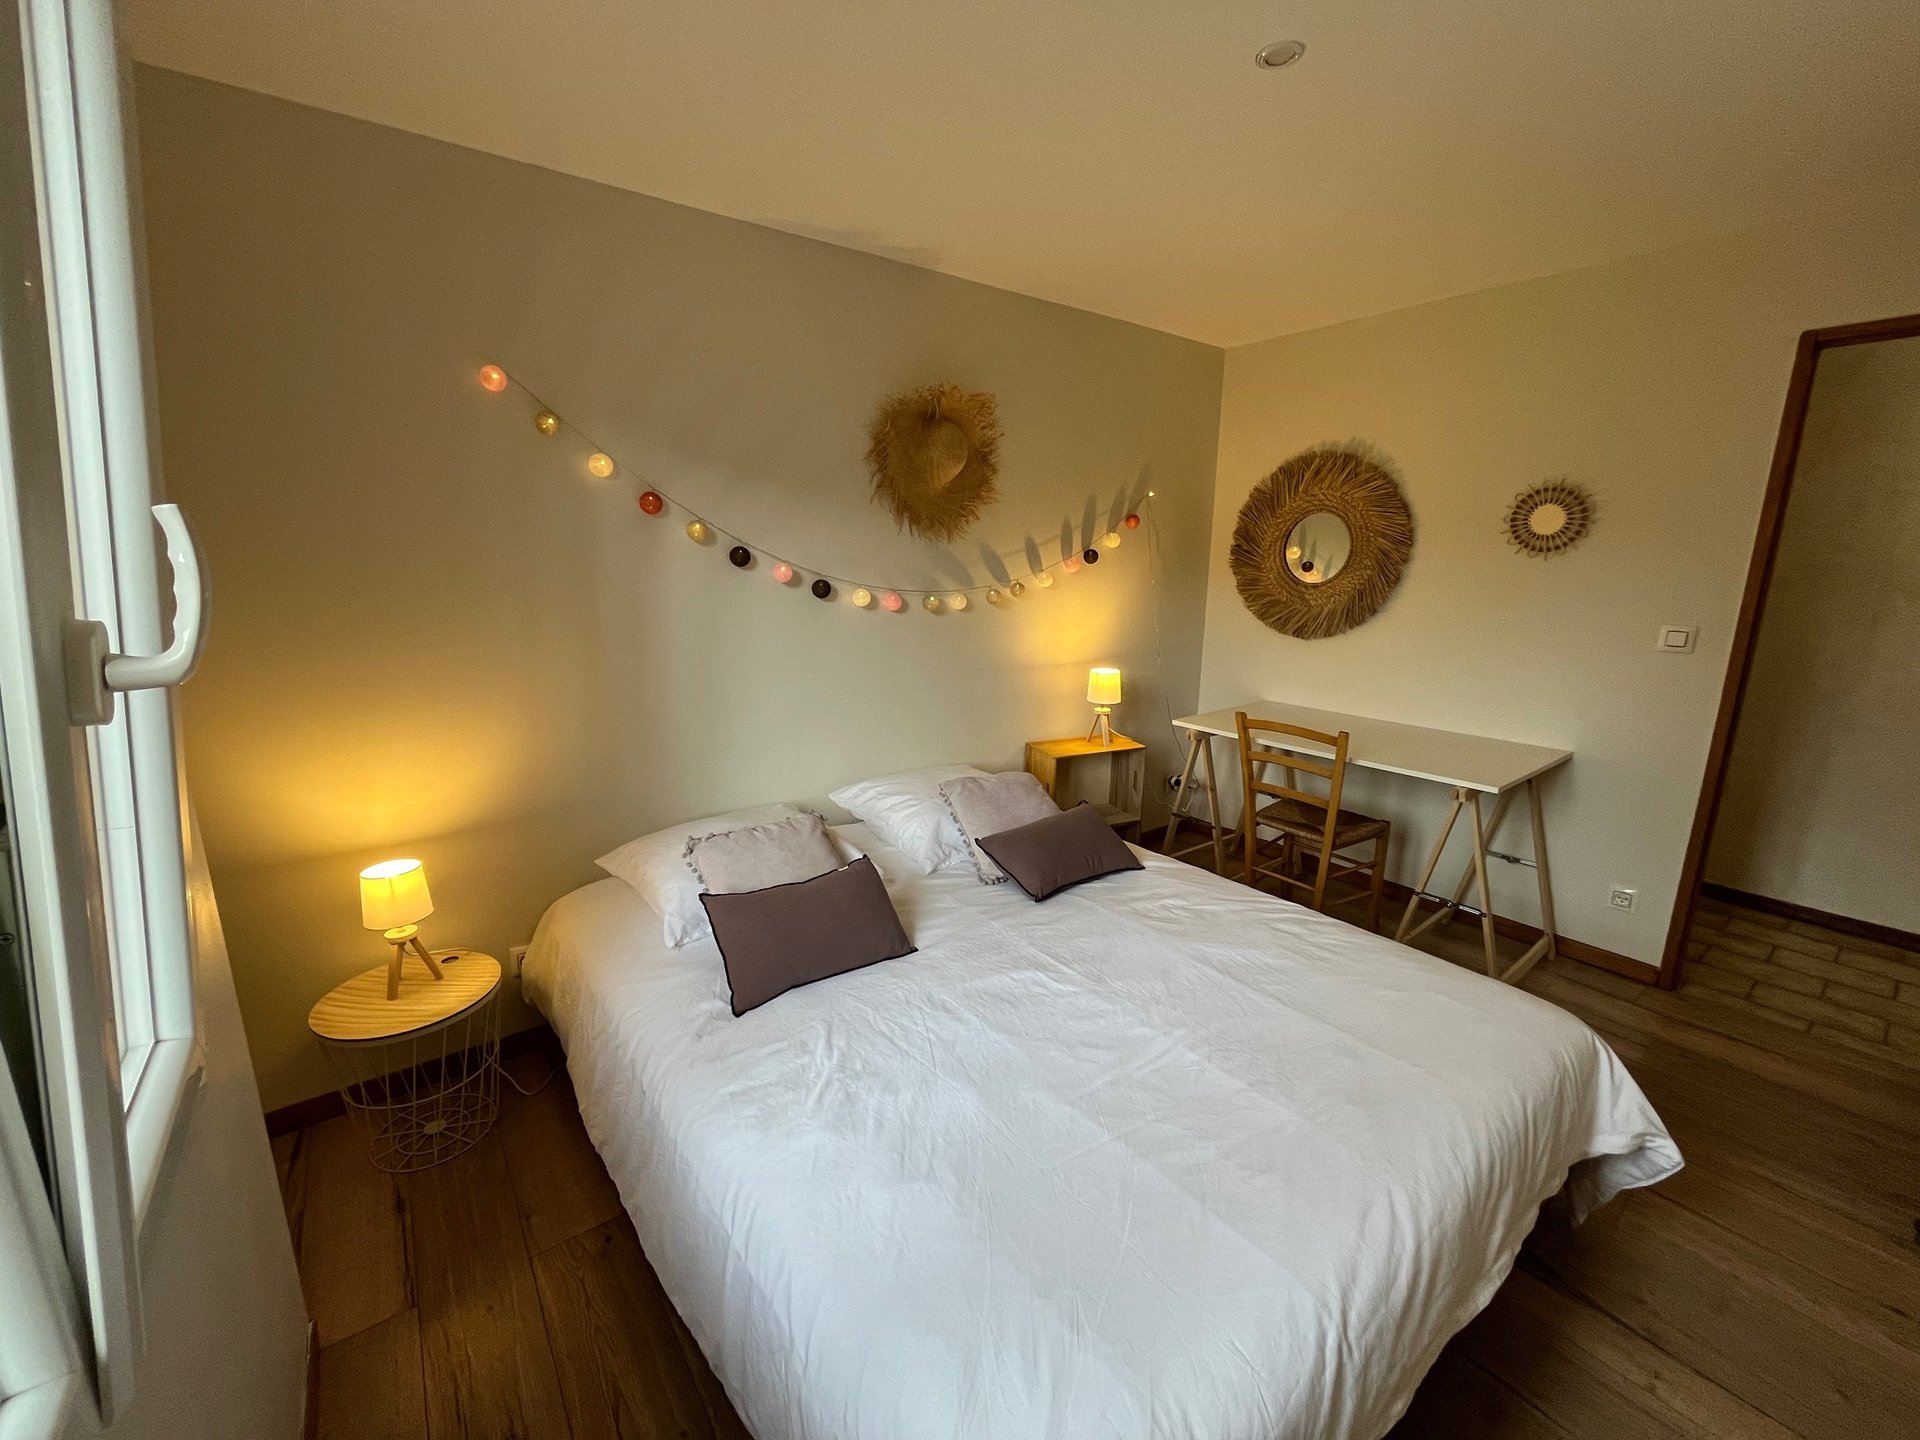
(1174, 700), (1571, 795)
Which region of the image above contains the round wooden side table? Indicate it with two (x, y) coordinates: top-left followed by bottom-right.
(308, 948), (502, 1172)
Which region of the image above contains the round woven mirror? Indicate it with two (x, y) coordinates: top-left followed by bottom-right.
(1230, 447), (1413, 639)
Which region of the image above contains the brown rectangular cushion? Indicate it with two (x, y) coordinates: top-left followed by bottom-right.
(974, 801), (1144, 901)
(699, 856), (916, 1015)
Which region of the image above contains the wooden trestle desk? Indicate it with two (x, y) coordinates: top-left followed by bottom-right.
(1165, 700), (1572, 986)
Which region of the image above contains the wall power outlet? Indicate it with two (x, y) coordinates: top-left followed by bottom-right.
(1608, 887), (1637, 912)
(509, 943), (529, 974)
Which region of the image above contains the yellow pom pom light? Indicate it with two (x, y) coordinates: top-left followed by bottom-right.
(587, 452), (615, 477)
(533, 409), (560, 437)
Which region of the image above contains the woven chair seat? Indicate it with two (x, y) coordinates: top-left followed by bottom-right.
(1254, 796), (1390, 850)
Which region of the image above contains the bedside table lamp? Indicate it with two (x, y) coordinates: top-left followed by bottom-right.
(360, 858), (446, 1000)
(1087, 667), (1122, 745)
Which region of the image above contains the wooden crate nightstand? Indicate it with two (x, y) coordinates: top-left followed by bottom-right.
(1024, 734), (1148, 843)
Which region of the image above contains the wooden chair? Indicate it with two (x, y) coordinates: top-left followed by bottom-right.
(1235, 712), (1391, 930)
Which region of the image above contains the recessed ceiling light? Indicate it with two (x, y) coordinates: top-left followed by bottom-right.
(1255, 39), (1306, 70)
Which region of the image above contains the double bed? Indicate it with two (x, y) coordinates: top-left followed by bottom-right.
(525, 824), (1679, 1440)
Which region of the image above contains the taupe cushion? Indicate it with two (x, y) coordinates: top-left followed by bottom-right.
(940, 772), (1062, 883)
(974, 802), (1143, 901)
(699, 857), (916, 1015)
(685, 811), (842, 895)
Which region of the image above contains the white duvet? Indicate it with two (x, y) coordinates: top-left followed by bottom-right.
(525, 828), (1679, 1440)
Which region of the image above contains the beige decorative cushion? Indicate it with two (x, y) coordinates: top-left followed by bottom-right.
(685, 811), (843, 895)
(597, 802), (806, 948)
(939, 772), (1062, 883)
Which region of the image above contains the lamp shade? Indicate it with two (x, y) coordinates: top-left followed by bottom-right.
(1087, 667), (1123, 706)
(360, 858), (433, 932)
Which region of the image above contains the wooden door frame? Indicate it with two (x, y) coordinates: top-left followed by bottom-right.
(1656, 310), (1920, 989)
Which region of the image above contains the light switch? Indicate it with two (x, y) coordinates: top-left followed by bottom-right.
(1657, 625), (1697, 653)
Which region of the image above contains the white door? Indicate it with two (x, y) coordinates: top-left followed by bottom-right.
(0, 0), (208, 1427)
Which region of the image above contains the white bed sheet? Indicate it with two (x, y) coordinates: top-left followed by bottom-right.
(525, 826), (1679, 1440)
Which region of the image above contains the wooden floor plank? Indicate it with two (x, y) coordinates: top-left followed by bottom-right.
(533, 1214), (746, 1440)
(1527, 1193), (1920, 1439)
(1386, 1349), (1571, 1439)
(316, 1308), (427, 1440)
(407, 1136), (570, 1440)
(298, 1115), (412, 1347)
(1463, 1267), (1795, 1440)
(499, 1048), (624, 1256)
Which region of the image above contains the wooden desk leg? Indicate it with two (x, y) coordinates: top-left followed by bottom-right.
(1396, 788), (1464, 940)
(1465, 792), (1500, 976)
(1494, 777), (1559, 987)
(1528, 778), (1558, 963)
(1162, 730), (1204, 855)
(1198, 733), (1226, 873)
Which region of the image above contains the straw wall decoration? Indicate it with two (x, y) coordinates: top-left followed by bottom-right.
(1504, 479), (1595, 557)
(867, 384), (1001, 543)
(1229, 446), (1414, 640)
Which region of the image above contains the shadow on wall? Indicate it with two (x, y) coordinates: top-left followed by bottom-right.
(925, 478), (1156, 592)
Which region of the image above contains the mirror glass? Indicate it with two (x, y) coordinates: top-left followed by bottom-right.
(1284, 512), (1351, 585)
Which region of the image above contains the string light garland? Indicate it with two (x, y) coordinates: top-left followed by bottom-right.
(474, 362), (1152, 614)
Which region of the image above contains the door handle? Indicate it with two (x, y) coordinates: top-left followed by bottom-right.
(102, 504), (207, 692)
(65, 503), (210, 726)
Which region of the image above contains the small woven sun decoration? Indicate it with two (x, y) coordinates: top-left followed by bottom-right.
(1505, 480), (1595, 557)
(867, 384), (1000, 543)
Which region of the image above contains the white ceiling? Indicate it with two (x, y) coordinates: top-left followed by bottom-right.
(124, 0), (1920, 347)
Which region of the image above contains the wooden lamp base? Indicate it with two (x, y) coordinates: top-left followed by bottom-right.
(383, 924), (446, 1000)
(1087, 707), (1114, 746)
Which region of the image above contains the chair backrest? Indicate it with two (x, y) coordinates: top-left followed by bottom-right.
(1234, 713), (1352, 839)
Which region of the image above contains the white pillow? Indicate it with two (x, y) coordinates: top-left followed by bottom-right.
(828, 764), (986, 874)
(598, 804), (867, 947)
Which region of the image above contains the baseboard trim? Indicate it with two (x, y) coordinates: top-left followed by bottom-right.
(1701, 882), (1920, 953)
(265, 1021), (558, 1136)
(1375, 879), (1655, 983)
(1140, 825), (1653, 985)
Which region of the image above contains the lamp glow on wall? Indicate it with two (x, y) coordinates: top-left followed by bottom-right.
(360, 858), (446, 1000)
(1087, 667), (1122, 746)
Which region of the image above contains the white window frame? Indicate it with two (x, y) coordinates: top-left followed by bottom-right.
(0, 0), (204, 1431)
(22, 0), (199, 1216)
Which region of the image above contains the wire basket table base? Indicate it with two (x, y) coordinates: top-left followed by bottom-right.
(314, 958), (503, 1173)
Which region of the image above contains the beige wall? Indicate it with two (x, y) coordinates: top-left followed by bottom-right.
(135, 68), (1222, 1111)
(1707, 337), (1920, 932)
(1200, 203), (1920, 967)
